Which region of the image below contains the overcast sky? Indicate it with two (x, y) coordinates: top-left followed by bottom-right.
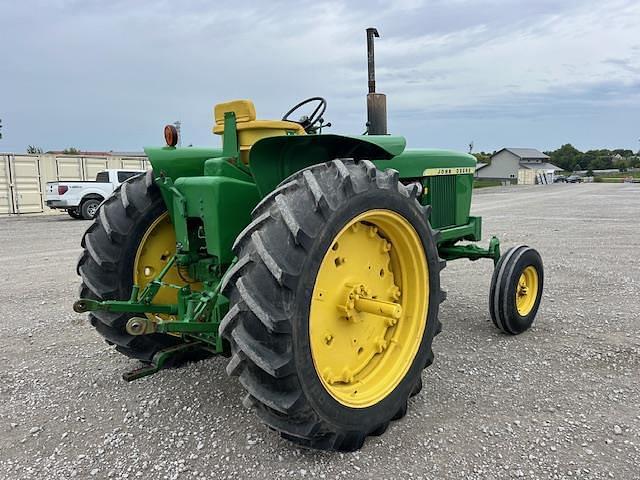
(1, 0), (639, 154)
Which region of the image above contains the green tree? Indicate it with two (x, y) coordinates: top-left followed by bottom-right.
(589, 156), (611, 170)
(612, 149), (633, 157)
(472, 152), (491, 164)
(63, 147), (80, 154)
(546, 144), (583, 171)
(26, 145), (43, 154)
(618, 159), (629, 172)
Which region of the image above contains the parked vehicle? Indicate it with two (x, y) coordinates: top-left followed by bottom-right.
(46, 169), (144, 219)
(566, 175), (583, 183)
(553, 175), (567, 183)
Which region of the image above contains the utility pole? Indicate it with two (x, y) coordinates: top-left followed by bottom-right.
(173, 121), (182, 146)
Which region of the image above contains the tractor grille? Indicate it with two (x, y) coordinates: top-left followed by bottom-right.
(428, 175), (456, 228)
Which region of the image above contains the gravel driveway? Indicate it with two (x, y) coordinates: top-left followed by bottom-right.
(1, 182), (638, 479)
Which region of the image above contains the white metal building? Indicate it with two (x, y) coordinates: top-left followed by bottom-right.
(475, 148), (561, 184)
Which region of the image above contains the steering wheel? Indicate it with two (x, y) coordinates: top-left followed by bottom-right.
(282, 97), (327, 132)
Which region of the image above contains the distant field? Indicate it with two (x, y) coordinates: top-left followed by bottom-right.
(598, 171), (640, 178)
(473, 179), (502, 188)
(594, 171), (640, 183)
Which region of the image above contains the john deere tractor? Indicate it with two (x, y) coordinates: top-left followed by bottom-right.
(74, 29), (543, 451)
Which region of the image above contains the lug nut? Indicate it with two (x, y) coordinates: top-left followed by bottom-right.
(390, 286), (402, 300)
(342, 369), (354, 384)
(375, 338), (387, 353)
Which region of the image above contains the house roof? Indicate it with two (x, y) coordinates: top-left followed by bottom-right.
(520, 162), (562, 171)
(476, 162), (488, 170)
(494, 148), (550, 160)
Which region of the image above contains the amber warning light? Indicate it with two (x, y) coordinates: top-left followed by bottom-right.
(164, 124), (178, 147)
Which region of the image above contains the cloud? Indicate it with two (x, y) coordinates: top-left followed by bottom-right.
(0, 0), (638, 153)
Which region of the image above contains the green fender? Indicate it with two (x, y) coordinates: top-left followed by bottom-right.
(144, 146), (223, 180)
(248, 134), (406, 196)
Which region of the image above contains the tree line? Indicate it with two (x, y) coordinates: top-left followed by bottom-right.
(543, 144), (639, 172)
(473, 145), (640, 172)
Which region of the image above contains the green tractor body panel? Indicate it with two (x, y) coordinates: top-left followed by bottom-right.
(374, 149), (476, 231)
(173, 174), (260, 265)
(144, 146), (222, 180)
(145, 132), (483, 277)
(145, 149), (260, 267)
(378, 148), (476, 177)
(248, 133), (406, 196)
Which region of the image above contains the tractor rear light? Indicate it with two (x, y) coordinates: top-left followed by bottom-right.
(164, 124), (178, 147)
(58, 185), (69, 195)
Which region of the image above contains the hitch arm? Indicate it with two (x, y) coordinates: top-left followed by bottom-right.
(73, 255), (181, 315)
(73, 298), (179, 315)
(439, 236), (501, 265)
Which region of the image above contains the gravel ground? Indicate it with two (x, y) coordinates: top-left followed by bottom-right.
(1, 182), (638, 480)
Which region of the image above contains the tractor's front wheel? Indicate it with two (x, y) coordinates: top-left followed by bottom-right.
(489, 245), (544, 334)
(220, 160), (445, 451)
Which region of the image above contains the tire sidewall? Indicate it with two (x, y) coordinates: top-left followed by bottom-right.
(500, 248), (544, 334)
(291, 187), (440, 430)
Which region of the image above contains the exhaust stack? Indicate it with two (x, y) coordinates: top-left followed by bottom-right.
(366, 27), (387, 135)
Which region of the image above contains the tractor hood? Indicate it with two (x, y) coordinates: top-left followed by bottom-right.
(249, 134), (406, 196)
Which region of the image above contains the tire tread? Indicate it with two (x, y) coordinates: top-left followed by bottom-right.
(221, 160), (444, 451)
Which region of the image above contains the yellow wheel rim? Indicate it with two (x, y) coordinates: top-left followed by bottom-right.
(516, 265), (539, 316)
(133, 212), (200, 323)
(309, 209), (428, 408)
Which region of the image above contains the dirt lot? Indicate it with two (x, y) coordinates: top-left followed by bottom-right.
(1, 183), (638, 479)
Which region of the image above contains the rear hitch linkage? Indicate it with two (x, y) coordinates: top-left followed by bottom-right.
(73, 255), (231, 380)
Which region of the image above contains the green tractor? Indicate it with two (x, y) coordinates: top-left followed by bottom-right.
(74, 29), (543, 451)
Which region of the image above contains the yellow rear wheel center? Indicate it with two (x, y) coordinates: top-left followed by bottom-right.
(133, 212), (200, 323)
(309, 210), (428, 408)
(516, 265), (539, 316)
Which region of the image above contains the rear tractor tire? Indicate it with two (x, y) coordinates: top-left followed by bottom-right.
(77, 171), (191, 361)
(220, 160), (445, 451)
(489, 245), (544, 334)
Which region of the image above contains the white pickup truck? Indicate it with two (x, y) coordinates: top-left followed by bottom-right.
(46, 169), (144, 219)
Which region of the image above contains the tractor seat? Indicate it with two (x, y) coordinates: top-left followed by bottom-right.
(212, 99), (305, 163)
